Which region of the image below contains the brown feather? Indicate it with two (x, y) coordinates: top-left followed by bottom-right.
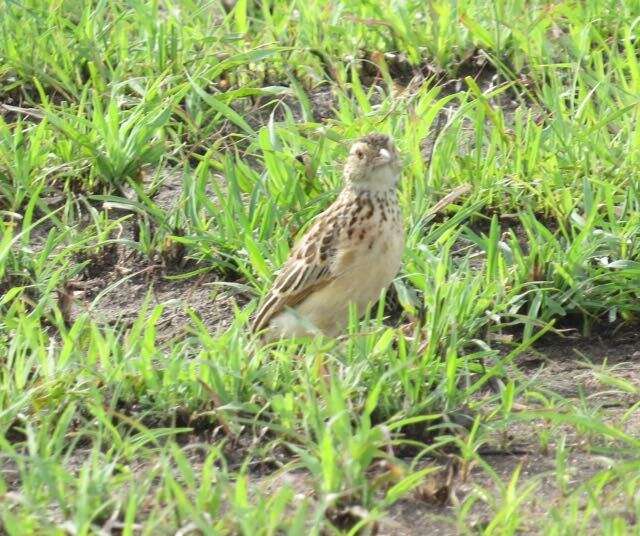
(251, 206), (343, 333)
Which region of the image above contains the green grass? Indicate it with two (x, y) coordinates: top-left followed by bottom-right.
(2, 0), (640, 534)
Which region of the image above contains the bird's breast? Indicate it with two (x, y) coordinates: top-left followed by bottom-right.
(289, 191), (404, 336)
(336, 193), (404, 291)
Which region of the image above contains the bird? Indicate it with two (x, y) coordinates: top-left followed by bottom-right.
(251, 133), (404, 341)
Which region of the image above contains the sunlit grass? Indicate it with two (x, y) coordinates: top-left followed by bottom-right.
(1, 0), (640, 533)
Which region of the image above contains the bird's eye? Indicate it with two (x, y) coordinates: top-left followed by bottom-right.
(355, 149), (364, 160)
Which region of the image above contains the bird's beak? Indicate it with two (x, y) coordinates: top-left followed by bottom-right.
(378, 148), (393, 163)
(377, 147), (402, 170)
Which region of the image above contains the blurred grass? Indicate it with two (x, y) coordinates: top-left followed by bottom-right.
(1, 0), (640, 533)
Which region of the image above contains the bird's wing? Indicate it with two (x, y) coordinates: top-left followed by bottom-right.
(251, 205), (346, 334)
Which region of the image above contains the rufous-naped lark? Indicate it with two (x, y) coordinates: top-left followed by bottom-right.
(252, 133), (404, 341)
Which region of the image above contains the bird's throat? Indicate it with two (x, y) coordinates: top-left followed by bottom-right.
(347, 165), (400, 193)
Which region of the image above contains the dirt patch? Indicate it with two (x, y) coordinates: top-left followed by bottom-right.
(383, 452), (608, 535)
(530, 325), (640, 364)
(252, 446), (631, 534)
(71, 267), (243, 342)
(377, 329), (640, 534)
(66, 170), (251, 341)
(518, 325), (640, 400)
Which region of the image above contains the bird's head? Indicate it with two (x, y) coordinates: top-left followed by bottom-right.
(343, 133), (401, 189)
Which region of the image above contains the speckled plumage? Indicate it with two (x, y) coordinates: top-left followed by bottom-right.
(252, 134), (404, 340)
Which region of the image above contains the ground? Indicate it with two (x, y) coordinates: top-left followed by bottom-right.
(1, 1), (640, 535)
